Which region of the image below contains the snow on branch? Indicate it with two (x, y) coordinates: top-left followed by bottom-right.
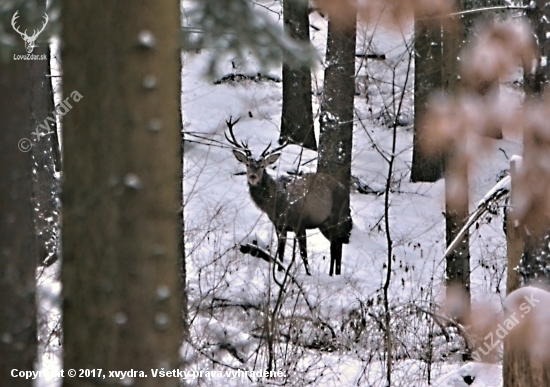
(443, 175), (511, 260)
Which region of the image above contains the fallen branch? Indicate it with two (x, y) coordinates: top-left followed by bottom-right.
(239, 242), (285, 271)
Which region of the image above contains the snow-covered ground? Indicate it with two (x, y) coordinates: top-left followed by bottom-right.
(182, 2), (524, 386)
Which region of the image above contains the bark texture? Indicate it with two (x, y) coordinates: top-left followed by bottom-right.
(281, 0), (316, 150)
(61, 2), (183, 386)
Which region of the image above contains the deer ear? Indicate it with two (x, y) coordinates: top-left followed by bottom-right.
(232, 150), (249, 164)
(263, 153), (280, 166)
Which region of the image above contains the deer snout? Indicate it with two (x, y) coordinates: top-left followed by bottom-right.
(247, 173), (260, 186)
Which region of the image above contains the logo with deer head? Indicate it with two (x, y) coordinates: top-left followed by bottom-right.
(11, 11), (48, 53)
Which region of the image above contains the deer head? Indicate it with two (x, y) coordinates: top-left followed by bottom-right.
(12, 11), (49, 53)
(225, 117), (286, 186)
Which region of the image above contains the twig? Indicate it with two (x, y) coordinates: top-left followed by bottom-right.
(382, 38), (413, 386)
(417, 5), (527, 22)
(251, 1), (281, 18)
(447, 5), (527, 18)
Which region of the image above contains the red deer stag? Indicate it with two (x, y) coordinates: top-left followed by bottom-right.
(225, 117), (351, 276)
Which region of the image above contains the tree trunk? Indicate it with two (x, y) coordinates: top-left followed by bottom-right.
(516, 0), (550, 287)
(281, 0), (316, 150)
(29, 44), (60, 267)
(318, 16), (356, 243)
(0, 20), (41, 387)
(463, 0), (503, 139)
(506, 159), (522, 294)
(411, 14), (444, 182)
(503, 343), (550, 387)
(61, 2), (184, 386)
(503, 288), (550, 386)
(444, 152), (471, 322)
(442, 3), (471, 323)
(503, 4), (550, 384)
(179, 59), (189, 337)
(523, 0), (550, 95)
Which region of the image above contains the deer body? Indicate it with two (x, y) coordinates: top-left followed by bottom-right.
(227, 118), (351, 276)
(252, 172), (342, 228)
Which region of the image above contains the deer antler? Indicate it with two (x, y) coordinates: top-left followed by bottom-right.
(260, 142), (272, 157)
(11, 11), (26, 38)
(29, 13), (48, 39)
(260, 139), (289, 157)
(224, 116), (252, 156)
(11, 11), (48, 39)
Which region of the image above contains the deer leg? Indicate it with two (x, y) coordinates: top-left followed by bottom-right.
(276, 230), (286, 272)
(330, 241), (342, 276)
(296, 230), (311, 276)
(322, 227), (339, 276)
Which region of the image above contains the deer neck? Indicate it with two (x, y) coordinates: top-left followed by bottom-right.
(249, 172), (280, 210)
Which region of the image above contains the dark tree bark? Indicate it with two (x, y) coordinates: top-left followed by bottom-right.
(179, 59), (189, 335)
(444, 152), (471, 322)
(523, 0), (550, 95)
(0, 22), (42, 387)
(318, 15), (356, 273)
(519, 235), (550, 286)
(0, 1), (57, 382)
(280, 0), (316, 150)
(61, 1), (184, 386)
(0, 81), (37, 387)
(411, 15), (444, 182)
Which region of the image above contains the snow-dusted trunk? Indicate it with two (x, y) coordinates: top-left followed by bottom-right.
(523, 0), (550, 96)
(442, 2), (471, 323)
(29, 42), (60, 267)
(318, 13), (355, 255)
(444, 154), (471, 323)
(506, 158), (522, 294)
